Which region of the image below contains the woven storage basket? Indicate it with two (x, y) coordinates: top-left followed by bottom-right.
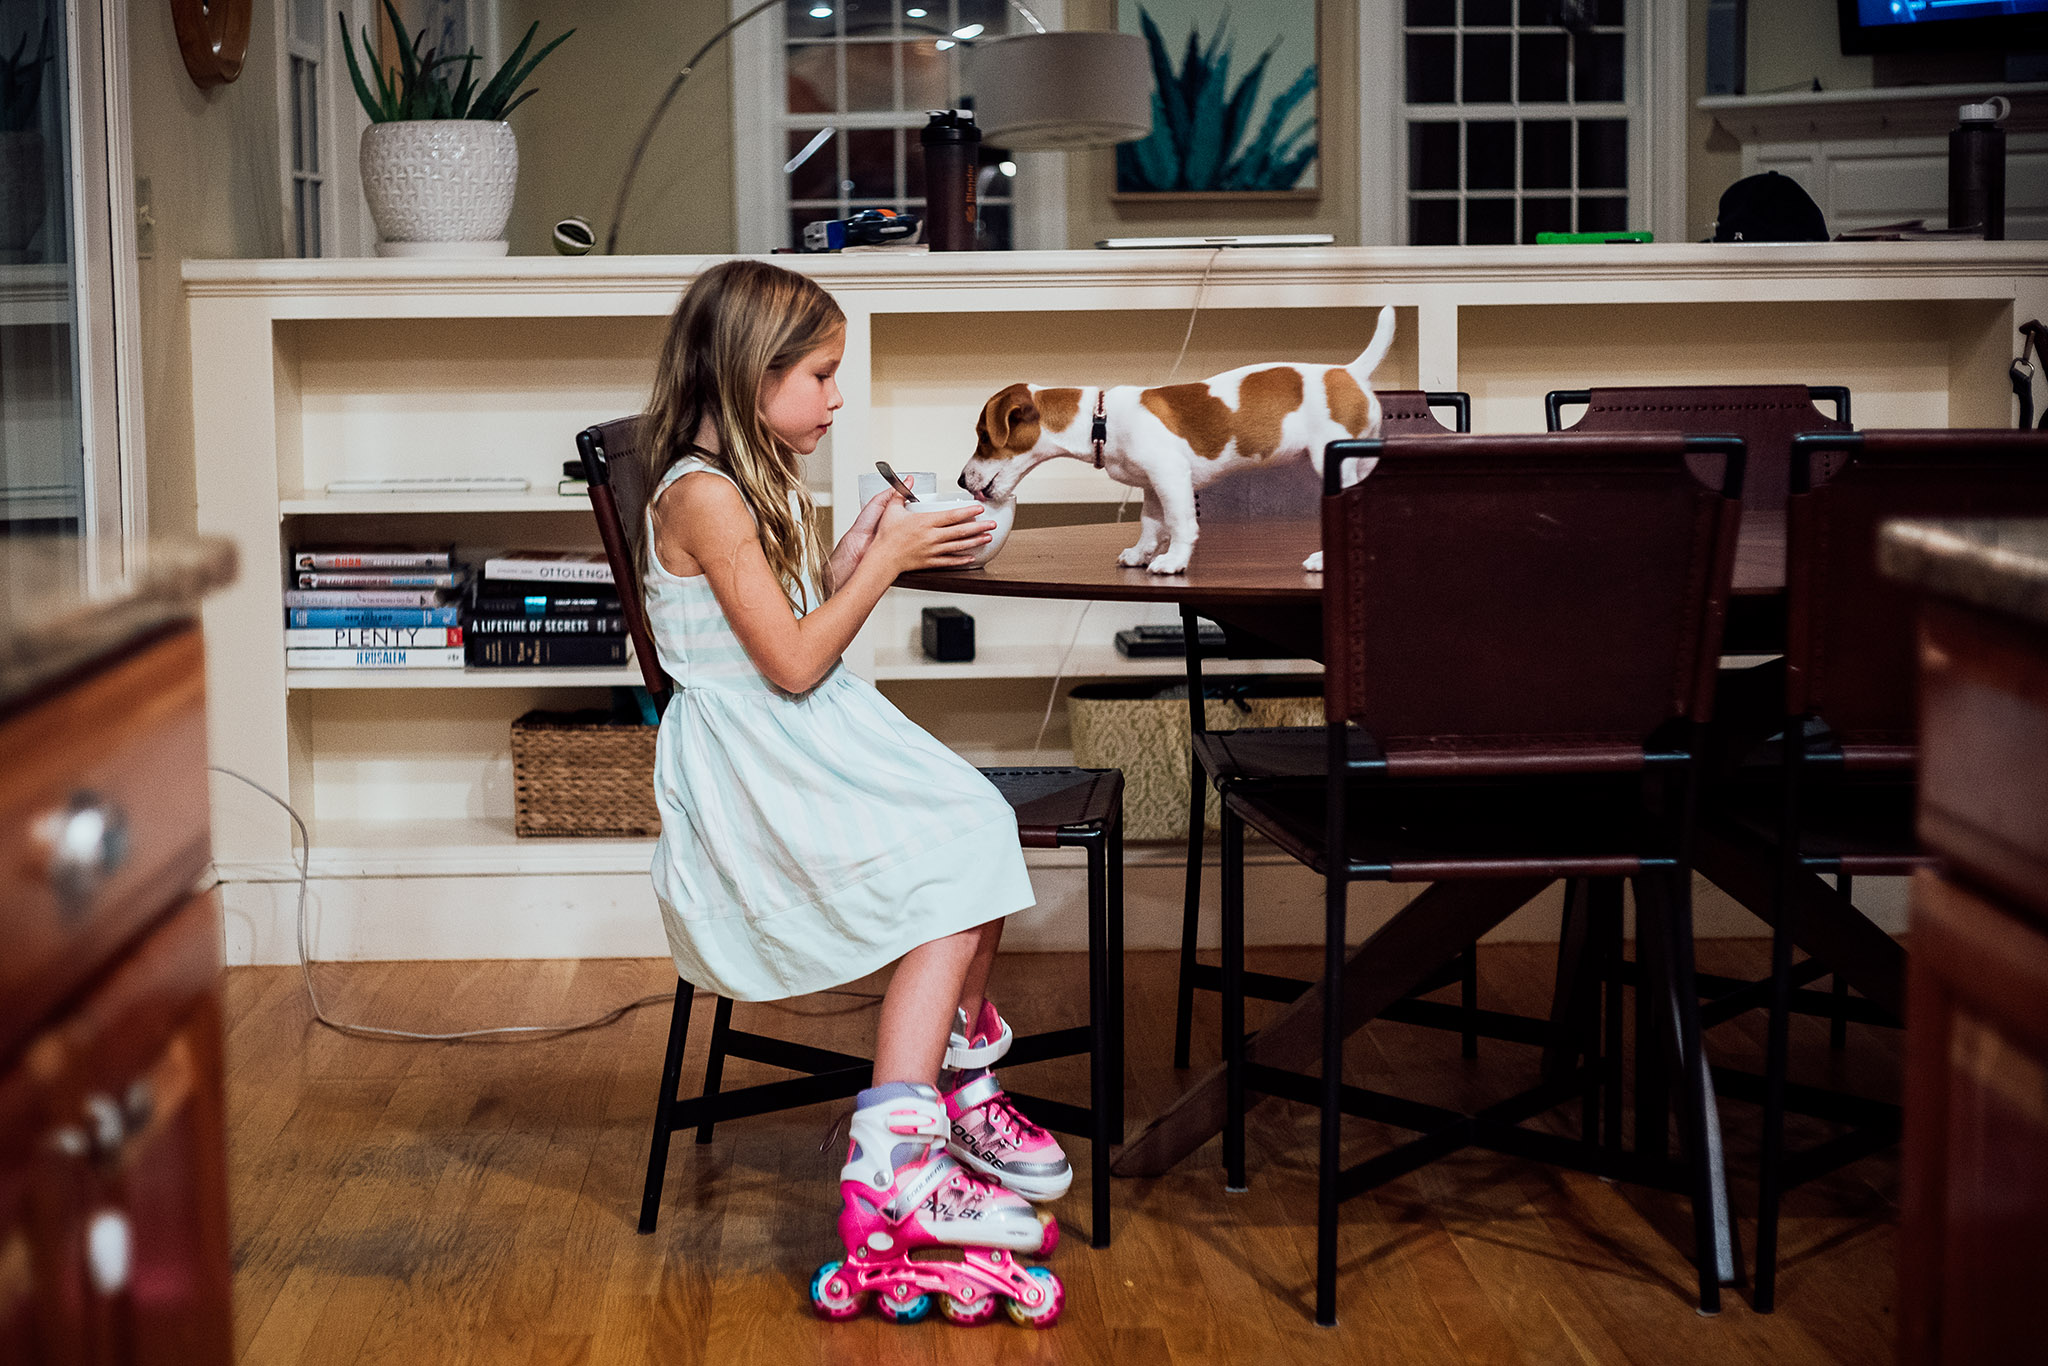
(511, 709), (660, 837)
(1068, 679), (1322, 840)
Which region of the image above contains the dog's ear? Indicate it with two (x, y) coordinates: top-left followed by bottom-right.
(983, 383), (1039, 453)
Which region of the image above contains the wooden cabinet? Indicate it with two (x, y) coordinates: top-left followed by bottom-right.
(0, 627), (231, 1365)
(1902, 596), (2048, 1365)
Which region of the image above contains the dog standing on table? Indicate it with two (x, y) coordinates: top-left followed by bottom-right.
(956, 305), (1396, 575)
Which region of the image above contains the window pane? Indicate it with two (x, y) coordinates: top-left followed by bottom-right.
(786, 128), (838, 200)
(903, 35), (947, 108)
(1518, 34), (1568, 103)
(290, 58), (307, 173)
(294, 180), (308, 258)
(304, 64), (320, 174)
(308, 179), (322, 256)
(1575, 32), (1625, 102)
(906, 136), (927, 198)
(1467, 120), (1514, 190)
(1463, 0), (1511, 23)
(1523, 119), (1570, 189)
(787, 44), (836, 113)
(1407, 0), (1455, 23)
(1411, 199), (1460, 245)
(1518, 0), (1562, 22)
(955, 0), (1011, 34)
(786, 1), (837, 41)
(1578, 195), (1627, 232)
(1463, 34), (1510, 103)
(1410, 122), (1459, 191)
(1467, 198), (1515, 245)
(1578, 119), (1626, 189)
(1406, 34), (1455, 103)
(1594, 0), (1624, 23)
(1522, 195), (1570, 242)
(846, 128), (895, 197)
(844, 41), (899, 111)
(841, 0), (895, 37)
(976, 201), (1012, 251)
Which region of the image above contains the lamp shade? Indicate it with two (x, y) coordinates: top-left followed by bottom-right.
(965, 31), (1152, 149)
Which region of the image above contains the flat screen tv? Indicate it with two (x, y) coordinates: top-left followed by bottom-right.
(1840, 0), (2048, 53)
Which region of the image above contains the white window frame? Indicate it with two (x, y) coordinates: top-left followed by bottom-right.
(732, 0), (1069, 252)
(1358, 0), (1684, 246)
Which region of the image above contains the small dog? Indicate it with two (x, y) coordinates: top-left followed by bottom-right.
(957, 305), (1395, 574)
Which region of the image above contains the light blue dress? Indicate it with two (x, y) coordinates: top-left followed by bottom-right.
(644, 457), (1035, 1001)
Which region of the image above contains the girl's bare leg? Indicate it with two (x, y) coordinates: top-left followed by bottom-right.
(957, 915), (1005, 1026)
(873, 919), (1001, 1085)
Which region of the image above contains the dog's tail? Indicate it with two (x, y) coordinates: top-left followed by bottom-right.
(1346, 305), (1397, 381)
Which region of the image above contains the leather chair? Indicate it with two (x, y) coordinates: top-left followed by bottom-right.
(576, 417), (1128, 1247)
(1222, 431), (1748, 1324)
(1171, 392), (1478, 1072)
(1709, 428), (2048, 1310)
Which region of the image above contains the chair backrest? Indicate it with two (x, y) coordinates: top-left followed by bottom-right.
(1194, 390), (1470, 522)
(1786, 429), (2048, 759)
(1319, 432), (1744, 773)
(576, 416), (672, 708)
(1547, 384), (1850, 514)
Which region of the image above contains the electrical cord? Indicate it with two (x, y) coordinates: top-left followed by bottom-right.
(1029, 247), (1222, 757)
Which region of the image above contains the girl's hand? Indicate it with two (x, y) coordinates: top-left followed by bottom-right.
(830, 487), (897, 579)
(871, 498), (995, 574)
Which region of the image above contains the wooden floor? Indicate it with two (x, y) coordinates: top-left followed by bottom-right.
(222, 942), (1900, 1365)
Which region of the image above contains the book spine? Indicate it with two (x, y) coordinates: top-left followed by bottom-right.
(284, 627), (464, 649)
(481, 558), (614, 584)
(285, 647), (467, 669)
(465, 636), (628, 668)
(292, 549), (452, 570)
(295, 570), (465, 588)
(465, 614), (626, 635)
(469, 594), (622, 616)
(287, 606), (462, 628)
(283, 589), (449, 608)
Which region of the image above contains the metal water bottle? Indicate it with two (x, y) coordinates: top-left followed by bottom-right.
(919, 109), (980, 252)
(1949, 96), (2010, 240)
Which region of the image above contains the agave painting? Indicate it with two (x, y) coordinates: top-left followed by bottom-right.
(1116, 2), (1319, 195)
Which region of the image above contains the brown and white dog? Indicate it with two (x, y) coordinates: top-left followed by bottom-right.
(957, 305), (1395, 574)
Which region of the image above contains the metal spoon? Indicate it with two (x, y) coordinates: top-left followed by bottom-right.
(874, 460), (919, 503)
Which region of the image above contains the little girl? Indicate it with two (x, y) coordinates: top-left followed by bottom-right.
(638, 260), (1070, 1307)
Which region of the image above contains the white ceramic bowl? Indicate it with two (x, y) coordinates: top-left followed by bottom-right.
(910, 495), (1016, 568)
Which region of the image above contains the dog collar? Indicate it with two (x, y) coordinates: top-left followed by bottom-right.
(1091, 391), (1107, 469)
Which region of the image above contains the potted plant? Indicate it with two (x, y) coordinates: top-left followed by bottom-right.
(0, 20), (49, 263)
(340, 2), (571, 256)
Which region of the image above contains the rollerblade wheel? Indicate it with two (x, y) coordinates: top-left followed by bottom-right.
(1005, 1265), (1064, 1328)
(809, 1261), (865, 1321)
(1034, 1210), (1060, 1257)
(940, 1288), (1001, 1325)
(875, 1283), (932, 1324)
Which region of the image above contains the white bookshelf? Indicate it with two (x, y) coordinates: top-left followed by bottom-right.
(188, 246), (2048, 964)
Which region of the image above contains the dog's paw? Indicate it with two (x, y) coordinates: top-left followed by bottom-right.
(1301, 550), (1324, 572)
(1146, 549), (1192, 575)
(1117, 544), (1153, 568)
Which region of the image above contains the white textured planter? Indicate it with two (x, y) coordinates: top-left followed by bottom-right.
(361, 120), (517, 257)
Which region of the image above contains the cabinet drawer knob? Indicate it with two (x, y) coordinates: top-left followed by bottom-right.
(32, 792), (130, 916)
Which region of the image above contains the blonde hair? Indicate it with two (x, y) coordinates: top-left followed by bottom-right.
(642, 260), (845, 609)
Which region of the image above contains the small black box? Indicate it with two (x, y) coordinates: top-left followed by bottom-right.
(920, 606), (974, 662)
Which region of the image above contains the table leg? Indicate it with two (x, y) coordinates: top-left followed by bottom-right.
(1112, 876), (1552, 1177)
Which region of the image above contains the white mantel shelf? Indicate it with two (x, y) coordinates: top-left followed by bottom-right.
(182, 242), (2048, 305)
(1700, 81), (2048, 142)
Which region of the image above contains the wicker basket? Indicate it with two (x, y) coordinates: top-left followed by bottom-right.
(510, 709), (660, 837)
(1067, 679), (1322, 840)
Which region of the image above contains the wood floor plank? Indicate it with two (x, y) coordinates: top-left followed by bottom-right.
(222, 944), (1899, 1365)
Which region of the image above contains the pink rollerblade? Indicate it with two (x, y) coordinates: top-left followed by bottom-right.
(943, 1002), (1073, 1202)
(810, 1083), (1063, 1327)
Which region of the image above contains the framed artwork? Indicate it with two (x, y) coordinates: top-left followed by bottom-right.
(1114, 0), (1320, 200)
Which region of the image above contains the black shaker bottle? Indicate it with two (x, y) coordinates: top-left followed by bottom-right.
(1949, 97), (2009, 240)
(920, 109), (981, 252)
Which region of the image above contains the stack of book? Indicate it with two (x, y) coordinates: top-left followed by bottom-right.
(283, 546), (467, 670)
(466, 550), (629, 669)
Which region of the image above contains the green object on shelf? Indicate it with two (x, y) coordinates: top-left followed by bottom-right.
(1535, 230), (1655, 244)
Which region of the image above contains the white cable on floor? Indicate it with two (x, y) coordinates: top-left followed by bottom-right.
(1030, 247), (1223, 759)
(208, 766), (669, 1042)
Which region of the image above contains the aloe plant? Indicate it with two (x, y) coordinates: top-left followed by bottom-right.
(0, 20), (50, 135)
(1116, 7), (1317, 193)
(339, 1), (571, 123)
